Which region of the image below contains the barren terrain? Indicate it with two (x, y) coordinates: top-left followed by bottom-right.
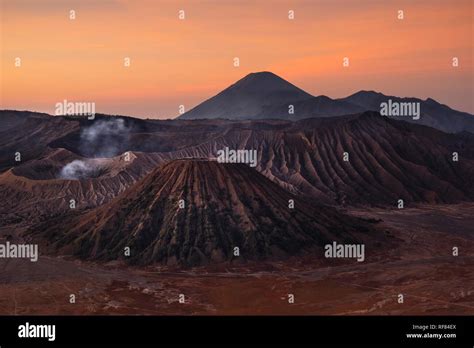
(1, 204), (472, 315)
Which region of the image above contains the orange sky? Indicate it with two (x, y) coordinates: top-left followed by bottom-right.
(1, 0), (473, 118)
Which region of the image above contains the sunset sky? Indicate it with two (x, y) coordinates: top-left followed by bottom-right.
(1, 0), (473, 118)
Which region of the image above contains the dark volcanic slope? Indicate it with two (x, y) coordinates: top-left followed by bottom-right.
(227, 113), (474, 205)
(2, 110), (474, 207)
(0, 111), (79, 173)
(102, 112), (474, 206)
(256, 95), (364, 119)
(32, 160), (381, 266)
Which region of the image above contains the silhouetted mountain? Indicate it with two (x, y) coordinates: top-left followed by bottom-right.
(339, 91), (474, 133)
(31, 160), (382, 266)
(179, 71), (313, 120)
(178, 72), (474, 133)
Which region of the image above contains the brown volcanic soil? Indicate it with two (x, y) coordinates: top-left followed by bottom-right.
(0, 110), (473, 315)
(30, 159), (385, 266)
(1, 203), (473, 315)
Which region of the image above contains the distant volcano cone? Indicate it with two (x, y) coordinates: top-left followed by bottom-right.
(33, 159), (381, 266)
(178, 71), (313, 120)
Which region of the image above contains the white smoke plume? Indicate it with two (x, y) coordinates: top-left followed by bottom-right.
(59, 160), (98, 180)
(80, 118), (130, 157)
(59, 118), (130, 180)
